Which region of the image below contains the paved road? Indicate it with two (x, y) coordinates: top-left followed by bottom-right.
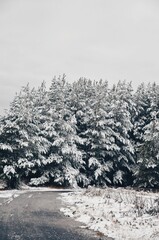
(0, 191), (110, 240)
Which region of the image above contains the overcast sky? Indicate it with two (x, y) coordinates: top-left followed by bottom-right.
(0, 0), (159, 114)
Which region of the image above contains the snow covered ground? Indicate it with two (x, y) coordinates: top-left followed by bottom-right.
(0, 190), (23, 205)
(1, 184), (159, 239)
(60, 187), (159, 240)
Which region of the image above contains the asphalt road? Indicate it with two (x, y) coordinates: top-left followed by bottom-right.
(0, 191), (110, 240)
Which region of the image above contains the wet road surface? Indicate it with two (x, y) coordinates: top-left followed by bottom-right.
(0, 191), (111, 240)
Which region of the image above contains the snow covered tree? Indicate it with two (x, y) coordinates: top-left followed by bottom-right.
(134, 112), (159, 188)
(78, 80), (114, 186)
(0, 84), (52, 188)
(0, 85), (36, 187)
(0, 76), (158, 190)
(70, 78), (105, 186)
(33, 75), (86, 187)
(0, 113), (21, 188)
(133, 83), (159, 187)
(133, 82), (159, 147)
(107, 81), (135, 186)
(69, 79), (135, 187)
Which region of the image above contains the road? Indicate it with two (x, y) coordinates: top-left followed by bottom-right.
(0, 191), (110, 240)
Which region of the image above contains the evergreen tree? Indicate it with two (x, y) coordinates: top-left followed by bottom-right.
(0, 76), (158, 190)
(0, 84), (51, 187)
(107, 81), (135, 186)
(134, 112), (159, 188)
(37, 75), (85, 187)
(134, 83), (159, 187)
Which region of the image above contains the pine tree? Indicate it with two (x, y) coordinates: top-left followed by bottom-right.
(134, 112), (159, 188)
(0, 84), (51, 187)
(34, 75), (85, 187)
(133, 83), (159, 188)
(107, 81), (135, 186)
(1, 76), (158, 190)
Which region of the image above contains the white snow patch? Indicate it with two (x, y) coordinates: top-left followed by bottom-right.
(19, 183), (78, 192)
(0, 186), (76, 205)
(20, 185), (77, 192)
(0, 190), (19, 199)
(28, 194), (33, 198)
(0, 190), (22, 204)
(0, 180), (7, 190)
(60, 187), (159, 240)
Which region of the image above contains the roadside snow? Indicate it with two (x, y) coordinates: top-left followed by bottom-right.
(20, 184), (76, 192)
(0, 190), (19, 198)
(60, 187), (159, 240)
(0, 180), (7, 190)
(0, 190), (22, 204)
(0, 186), (76, 205)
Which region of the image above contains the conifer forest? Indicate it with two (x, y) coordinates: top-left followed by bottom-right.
(0, 76), (159, 189)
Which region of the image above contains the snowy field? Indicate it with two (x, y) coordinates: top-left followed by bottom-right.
(60, 187), (159, 240)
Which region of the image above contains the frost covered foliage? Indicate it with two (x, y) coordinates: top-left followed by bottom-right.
(60, 187), (159, 240)
(133, 83), (159, 188)
(134, 113), (159, 188)
(0, 84), (52, 188)
(71, 80), (135, 186)
(0, 77), (159, 189)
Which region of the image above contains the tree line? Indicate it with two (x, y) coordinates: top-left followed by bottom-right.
(0, 75), (159, 189)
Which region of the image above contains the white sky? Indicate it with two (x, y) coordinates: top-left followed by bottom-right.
(0, 0), (159, 114)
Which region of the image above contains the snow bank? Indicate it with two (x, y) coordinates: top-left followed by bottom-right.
(60, 187), (159, 240)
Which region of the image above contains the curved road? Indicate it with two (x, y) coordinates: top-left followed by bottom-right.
(0, 191), (110, 240)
